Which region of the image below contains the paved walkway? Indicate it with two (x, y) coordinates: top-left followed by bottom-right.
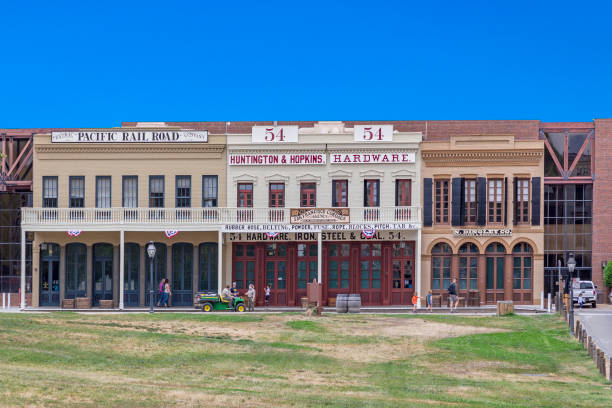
(576, 307), (612, 358)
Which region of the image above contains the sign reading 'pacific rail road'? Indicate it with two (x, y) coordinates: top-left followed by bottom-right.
(51, 131), (209, 143)
(290, 208), (350, 224)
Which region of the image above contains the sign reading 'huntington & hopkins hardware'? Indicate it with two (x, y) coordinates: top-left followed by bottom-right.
(51, 131), (209, 143)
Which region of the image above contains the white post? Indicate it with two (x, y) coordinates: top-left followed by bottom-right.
(7, 293), (10, 308)
(217, 230), (223, 293)
(20, 228), (26, 310)
(416, 229), (422, 309)
(2, 292), (5, 309)
(317, 231), (322, 283)
(548, 292), (552, 313)
(119, 230), (125, 310)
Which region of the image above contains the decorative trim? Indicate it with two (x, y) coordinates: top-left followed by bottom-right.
(391, 169), (416, 179)
(264, 173), (290, 183)
(359, 169), (385, 180)
(296, 173), (321, 185)
(232, 173), (258, 185)
(422, 150), (542, 166)
(328, 169), (353, 181)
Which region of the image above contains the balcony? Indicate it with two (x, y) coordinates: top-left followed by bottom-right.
(21, 206), (421, 231)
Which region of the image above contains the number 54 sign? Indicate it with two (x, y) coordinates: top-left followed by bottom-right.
(252, 126), (298, 143)
(354, 125), (393, 142)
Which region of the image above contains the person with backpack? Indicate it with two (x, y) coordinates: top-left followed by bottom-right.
(448, 278), (458, 313)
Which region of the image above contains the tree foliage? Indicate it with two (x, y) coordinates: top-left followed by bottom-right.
(604, 261), (612, 289)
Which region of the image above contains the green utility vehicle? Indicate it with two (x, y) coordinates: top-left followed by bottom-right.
(195, 291), (246, 312)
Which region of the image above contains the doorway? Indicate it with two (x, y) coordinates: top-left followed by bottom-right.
(40, 243), (60, 306)
(93, 243), (113, 306)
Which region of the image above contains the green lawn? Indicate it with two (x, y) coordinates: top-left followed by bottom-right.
(0, 312), (609, 407)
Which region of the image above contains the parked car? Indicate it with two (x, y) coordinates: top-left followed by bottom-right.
(571, 280), (597, 308)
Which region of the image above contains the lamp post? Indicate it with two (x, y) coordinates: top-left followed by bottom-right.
(557, 259), (562, 314)
(567, 253), (576, 335)
(147, 241), (157, 314)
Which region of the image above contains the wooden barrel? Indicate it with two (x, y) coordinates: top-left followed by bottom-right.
(300, 297), (308, 309)
(336, 294), (348, 313)
(347, 294), (361, 313)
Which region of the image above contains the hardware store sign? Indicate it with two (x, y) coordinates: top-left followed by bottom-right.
(222, 223), (420, 232)
(51, 131), (209, 143)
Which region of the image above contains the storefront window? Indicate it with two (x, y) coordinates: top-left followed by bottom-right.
(458, 243), (478, 290)
(431, 243), (452, 290)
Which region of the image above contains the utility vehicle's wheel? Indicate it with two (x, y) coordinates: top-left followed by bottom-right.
(236, 304), (246, 312)
(202, 302), (213, 312)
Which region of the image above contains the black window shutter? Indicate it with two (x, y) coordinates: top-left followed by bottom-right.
(451, 178), (463, 226)
(394, 180), (398, 206)
(363, 181), (367, 207)
(376, 181), (380, 206)
(332, 181), (337, 207)
(504, 177), (508, 225)
(477, 177), (486, 226)
(423, 178), (432, 227)
(531, 177), (541, 226)
(512, 177), (518, 224)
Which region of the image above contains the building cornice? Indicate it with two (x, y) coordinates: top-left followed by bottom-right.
(35, 145), (226, 154)
(422, 150), (542, 166)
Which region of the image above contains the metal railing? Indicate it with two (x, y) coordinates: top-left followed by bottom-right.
(21, 206), (421, 227)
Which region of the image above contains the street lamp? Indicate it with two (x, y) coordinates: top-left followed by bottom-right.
(147, 241), (157, 313)
(567, 253), (576, 335)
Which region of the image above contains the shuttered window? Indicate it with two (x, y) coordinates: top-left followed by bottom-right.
(487, 179), (503, 223)
(434, 179), (449, 224)
(463, 179), (477, 224)
(515, 179), (529, 224)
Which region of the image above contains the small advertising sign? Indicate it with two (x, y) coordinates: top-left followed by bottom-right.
(453, 229), (512, 237)
(290, 208), (350, 224)
(51, 131), (208, 143)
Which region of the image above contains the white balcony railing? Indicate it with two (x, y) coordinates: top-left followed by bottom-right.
(21, 206), (421, 228)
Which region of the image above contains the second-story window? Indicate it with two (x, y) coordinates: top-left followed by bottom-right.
(364, 179), (380, 207)
(176, 176), (191, 208)
(300, 183), (316, 207)
(122, 176), (138, 208)
(42, 176), (58, 208)
(96, 176), (111, 208)
(332, 180), (348, 207)
(202, 176), (218, 207)
(269, 183), (285, 207)
(487, 179), (503, 223)
(237, 183), (253, 207)
(69, 176), (84, 208)
(395, 179), (411, 206)
(515, 179), (530, 224)
(463, 178), (477, 224)
(149, 176), (165, 208)
(435, 179), (449, 224)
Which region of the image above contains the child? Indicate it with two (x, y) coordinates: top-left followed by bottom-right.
(412, 293), (420, 313)
(426, 290), (433, 313)
(578, 292), (584, 309)
(265, 285), (271, 308)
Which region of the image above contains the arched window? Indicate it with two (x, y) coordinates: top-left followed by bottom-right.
(431, 243), (452, 291)
(458, 243), (478, 290)
(512, 243), (533, 302)
(485, 242), (506, 302)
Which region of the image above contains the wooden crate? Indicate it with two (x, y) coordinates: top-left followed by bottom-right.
(99, 299), (114, 309)
(496, 301), (514, 316)
(61, 298), (75, 309)
(328, 297), (336, 307)
(75, 297), (91, 309)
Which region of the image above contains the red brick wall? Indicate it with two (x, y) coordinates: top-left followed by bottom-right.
(593, 119), (612, 299)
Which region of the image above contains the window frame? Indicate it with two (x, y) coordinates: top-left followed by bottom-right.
(515, 178), (530, 224)
(122, 176), (138, 208)
(175, 175), (192, 208)
(202, 175), (218, 207)
(237, 183), (253, 208)
(149, 176), (165, 208)
(463, 178), (477, 225)
(95, 176), (112, 208)
(395, 179), (412, 206)
(434, 179), (450, 224)
(364, 179), (380, 207)
(487, 178), (504, 224)
(300, 182), (317, 208)
(42, 176), (58, 208)
(69, 176), (85, 208)
(332, 180), (348, 207)
(269, 183), (285, 208)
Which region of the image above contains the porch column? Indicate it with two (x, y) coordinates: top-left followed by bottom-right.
(217, 230), (223, 293)
(416, 230), (422, 309)
(317, 231), (322, 283)
(119, 230), (124, 310)
(20, 228), (26, 310)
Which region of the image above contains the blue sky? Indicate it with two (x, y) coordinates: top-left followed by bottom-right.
(1, 1), (611, 127)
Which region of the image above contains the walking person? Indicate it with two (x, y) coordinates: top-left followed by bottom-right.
(265, 285), (271, 309)
(160, 278), (171, 308)
(412, 293), (420, 313)
(156, 278), (164, 307)
(448, 278), (458, 313)
(246, 283), (256, 312)
(426, 290), (433, 313)
(578, 292), (584, 309)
